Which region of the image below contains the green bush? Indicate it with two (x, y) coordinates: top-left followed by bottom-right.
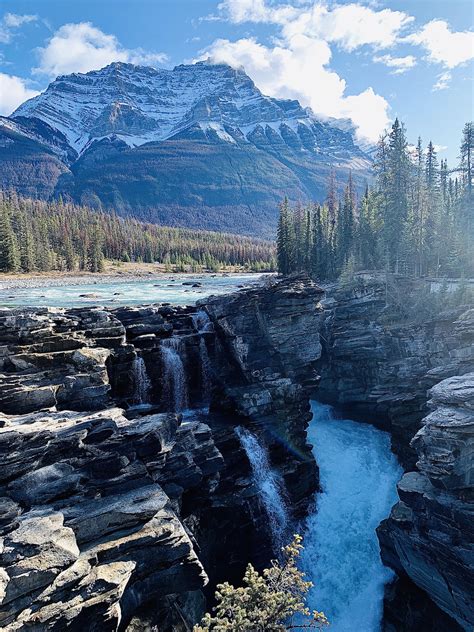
(194, 535), (328, 631)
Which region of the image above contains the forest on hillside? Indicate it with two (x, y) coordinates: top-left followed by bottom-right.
(0, 193), (276, 274)
(277, 121), (473, 280)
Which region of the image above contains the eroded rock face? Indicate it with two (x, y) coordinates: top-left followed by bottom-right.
(0, 407), (220, 630)
(313, 278), (473, 630)
(378, 373), (474, 631)
(0, 275), (471, 631)
(0, 276), (325, 630)
(316, 280), (474, 468)
(0, 307), (125, 414)
(203, 273), (324, 517)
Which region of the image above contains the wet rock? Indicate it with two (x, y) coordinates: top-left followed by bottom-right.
(203, 273), (324, 517)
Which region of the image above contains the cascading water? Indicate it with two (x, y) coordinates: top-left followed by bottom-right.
(192, 309), (214, 334)
(301, 401), (402, 632)
(192, 309), (214, 403)
(160, 338), (188, 412)
(236, 427), (289, 551)
(133, 354), (152, 404)
(198, 337), (211, 402)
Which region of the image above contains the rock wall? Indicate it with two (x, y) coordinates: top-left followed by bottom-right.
(203, 274), (324, 517)
(316, 279), (473, 468)
(0, 276), (325, 630)
(0, 408), (218, 630)
(378, 373), (474, 631)
(0, 275), (472, 631)
(315, 277), (473, 631)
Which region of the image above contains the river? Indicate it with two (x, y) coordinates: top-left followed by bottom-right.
(301, 401), (402, 632)
(0, 273), (270, 308)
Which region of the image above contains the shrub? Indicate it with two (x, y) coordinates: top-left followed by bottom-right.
(194, 535), (328, 631)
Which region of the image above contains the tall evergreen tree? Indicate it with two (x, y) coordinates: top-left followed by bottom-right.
(276, 197), (295, 276)
(460, 122), (473, 198)
(384, 119), (410, 272)
(0, 201), (20, 272)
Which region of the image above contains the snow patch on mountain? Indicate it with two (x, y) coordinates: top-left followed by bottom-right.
(12, 61), (370, 163)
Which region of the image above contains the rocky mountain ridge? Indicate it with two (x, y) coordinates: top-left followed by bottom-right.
(12, 62), (368, 162)
(0, 62), (372, 237)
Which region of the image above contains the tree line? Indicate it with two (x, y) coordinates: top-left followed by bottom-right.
(0, 193), (276, 274)
(277, 121), (473, 280)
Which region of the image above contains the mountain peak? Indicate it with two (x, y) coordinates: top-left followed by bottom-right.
(12, 60), (369, 160)
(2, 60), (371, 238)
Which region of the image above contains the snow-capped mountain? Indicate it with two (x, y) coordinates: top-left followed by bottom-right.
(1, 61), (372, 237)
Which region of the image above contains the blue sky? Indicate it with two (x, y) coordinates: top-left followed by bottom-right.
(0, 0), (472, 163)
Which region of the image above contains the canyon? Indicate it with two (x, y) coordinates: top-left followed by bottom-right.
(0, 274), (472, 631)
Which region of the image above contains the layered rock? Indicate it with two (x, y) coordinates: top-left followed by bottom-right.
(378, 373), (474, 631)
(0, 407), (222, 630)
(316, 278), (474, 467)
(1, 274), (471, 631)
(0, 307), (125, 415)
(203, 274), (324, 516)
(0, 276), (325, 629)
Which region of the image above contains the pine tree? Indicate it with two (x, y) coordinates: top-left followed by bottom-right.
(383, 119), (410, 272)
(337, 173), (355, 272)
(460, 122), (473, 198)
(424, 141), (442, 275)
(195, 535), (328, 631)
(459, 121), (474, 236)
(88, 225), (104, 272)
(0, 202), (20, 272)
(17, 204), (36, 272)
(356, 186), (378, 270)
(276, 197), (295, 275)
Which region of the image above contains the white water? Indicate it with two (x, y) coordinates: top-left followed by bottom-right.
(133, 355), (152, 404)
(160, 338), (188, 412)
(301, 401), (402, 632)
(236, 427), (289, 551)
(192, 309), (214, 333)
(192, 310), (213, 403)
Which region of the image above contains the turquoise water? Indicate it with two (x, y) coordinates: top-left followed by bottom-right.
(301, 402), (402, 632)
(0, 273), (269, 308)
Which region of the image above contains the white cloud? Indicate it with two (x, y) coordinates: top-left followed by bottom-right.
(0, 73), (39, 115)
(34, 22), (168, 78)
(433, 71), (452, 91)
(285, 4), (414, 51)
(219, 0), (414, 51)
(373, 54), (416, 74)
(199, 34), (390, 142)
(407, 20), (474, 69)
(205, 1), (433, 141)
(0, 12), (37, 43)
(217, 0), (300, 25)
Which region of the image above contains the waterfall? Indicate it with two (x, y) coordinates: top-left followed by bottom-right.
(133, 354), (152, 404)
(198, 337), (211, 402)
(160, 338), (188, 412)
(192, 309), (213, 403)
(192, 309), (214, 333)
(236, 427), (289, 551)
(300, 402), (402, 632)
